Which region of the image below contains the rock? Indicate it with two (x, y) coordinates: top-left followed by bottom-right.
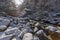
(17, 23), (26, 29)
(18, 17), (29, 24)
(34, 36), (39, 40)
(22, 33), (33, 40)
(34, 27), (38, 32)
(9, 22), (18, 28)
(2, 19), (10, 25)
(46, 26), (57, 32)
(14, 29), (21, 37)
(56, 30), (60, 33)
(12, 36), (21, 40)
(58, 23), (60, 26)
(0, 32), (4, 36)
(0, 17), (10, 26)
(18, 28), (30, 38)
(18, 23), (32, 33)
(0, 25), (7, 31)
(35, 22), (40, 27)
(5, 27), (19, 35)
(0, 34), (13, 40)
(36, 30), (44, 35)
(9, 17), (18, 28)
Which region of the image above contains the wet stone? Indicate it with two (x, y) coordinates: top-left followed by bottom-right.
(5, 27), (19, 35)
(0, 17), (10, 26)
(36, 30), (44, 35)
(0, 32), (4, 36)
(12, 36), (21, 40)
(9, 22), (18, 28)
(22, 33), (33, 40)
(56, 30), (60, 33)
(0, 34), (13, 40)
(19, 28), (31, 38)
(46, 26), (57, 32)
(35, 22), (40, 27)
(34, 36), (39, 40)
(14, 29), (21, 37)
(34, 27), (38, 32)
(0, 25), (7, 31)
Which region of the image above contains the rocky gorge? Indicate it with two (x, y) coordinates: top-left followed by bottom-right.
(0, 0), (60, 40)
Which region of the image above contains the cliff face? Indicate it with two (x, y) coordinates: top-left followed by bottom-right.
(21, 0), (60, 25)
(25, 0), (60, 12)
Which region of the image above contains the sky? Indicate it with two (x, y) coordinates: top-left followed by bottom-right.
(14, 0), (23, 7)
